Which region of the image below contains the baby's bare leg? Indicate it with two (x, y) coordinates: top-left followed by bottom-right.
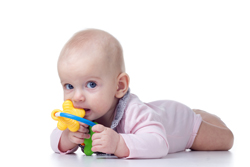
(192, 109), (228, 128)
(191, 109), (234, 151)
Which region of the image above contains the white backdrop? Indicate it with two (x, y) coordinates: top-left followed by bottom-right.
(0, 1), (249, 166)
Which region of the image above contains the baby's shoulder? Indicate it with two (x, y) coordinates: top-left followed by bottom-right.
(128, 94), (188, 108)
(127, 94), (192, 116)
(125, 94), (146, 109)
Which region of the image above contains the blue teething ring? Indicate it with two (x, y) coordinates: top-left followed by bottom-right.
(59, 112), (96, 127)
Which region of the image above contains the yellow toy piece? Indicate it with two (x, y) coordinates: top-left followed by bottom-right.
(51, 100), (85, 132)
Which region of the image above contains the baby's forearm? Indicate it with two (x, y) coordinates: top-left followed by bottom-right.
(58, 129), (78, 152)
(114, 135), (130, 158)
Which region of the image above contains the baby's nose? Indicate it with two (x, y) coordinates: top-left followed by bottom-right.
(72, 90), (86, 103)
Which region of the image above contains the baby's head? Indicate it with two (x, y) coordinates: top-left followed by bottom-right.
(57, 29), (129, 123)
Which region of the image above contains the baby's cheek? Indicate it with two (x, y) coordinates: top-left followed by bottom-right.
(96, 100), (110, 111)
(94, 98), (113, 112)
(63, 92), (72, 101)
(63, 95), (68, 101)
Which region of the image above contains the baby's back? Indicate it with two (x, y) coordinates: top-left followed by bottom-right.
(145, 100), (202, 153)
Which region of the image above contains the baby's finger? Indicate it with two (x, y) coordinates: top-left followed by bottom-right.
(92, 145), (107, 153)
(92, 138), (102, 147)
(74, 132), (90, 140)
(92, 124), (106, 133)
(69, 136), (84, 145)
(78, 126), (89, 133)
(68, 133), (85, 144)
(79, 122), (89, 127)
(91, 132), (102, 141)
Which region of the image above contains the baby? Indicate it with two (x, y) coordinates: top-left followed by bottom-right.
(50, 29), (234, 158)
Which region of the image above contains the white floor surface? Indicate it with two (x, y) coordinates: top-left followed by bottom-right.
(49, 150), (235, 167)
(3, 140), (248, 167)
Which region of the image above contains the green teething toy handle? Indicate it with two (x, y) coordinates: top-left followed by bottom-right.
(83, 122), (97, 156)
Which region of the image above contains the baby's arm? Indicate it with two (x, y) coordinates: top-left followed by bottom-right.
(59, 122), (90, 152)
(50, 122), (90, 153)
(91, 124), (169, 158)
(119, 127), (169, 158)
(91, 105), (169, 158)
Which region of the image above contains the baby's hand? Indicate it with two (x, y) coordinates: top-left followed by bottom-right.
(91, 124), (120, 154)
(68, 122), (90, 144)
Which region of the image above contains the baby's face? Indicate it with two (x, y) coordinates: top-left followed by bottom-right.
(58, 49), (119, 121)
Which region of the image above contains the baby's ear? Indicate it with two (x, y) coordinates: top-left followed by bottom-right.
(115, 73), (130, 98)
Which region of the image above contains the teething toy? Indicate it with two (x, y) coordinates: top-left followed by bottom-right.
(51, 100), (86, 132)
(51, 100), (97, 155)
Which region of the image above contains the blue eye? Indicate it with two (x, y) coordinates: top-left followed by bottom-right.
(65, 84), (74, 90)
(87, 81), (97, 88)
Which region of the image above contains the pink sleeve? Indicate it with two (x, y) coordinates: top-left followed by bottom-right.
(50, 128), (78, 154)
(118, 104), (169, 158)
(121, 133), (168, 158)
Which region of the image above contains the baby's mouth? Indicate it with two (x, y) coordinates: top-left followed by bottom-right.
(84, 108), (91, 114)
